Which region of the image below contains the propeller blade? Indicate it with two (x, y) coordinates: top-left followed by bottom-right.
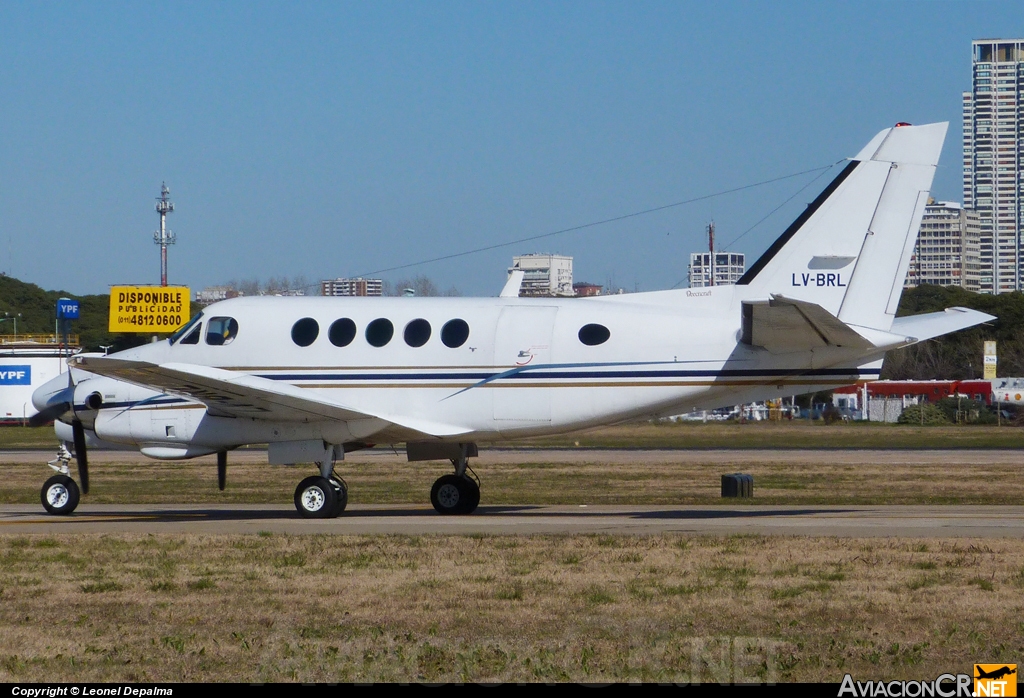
(28, 401), (71, 427)
(72, 419), (89, 495)
(217, 451), (227, 491)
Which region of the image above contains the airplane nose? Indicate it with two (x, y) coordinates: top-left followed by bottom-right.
(32, 373), (73, 413)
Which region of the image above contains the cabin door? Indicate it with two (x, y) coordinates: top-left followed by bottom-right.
(493, 306), (557, 423)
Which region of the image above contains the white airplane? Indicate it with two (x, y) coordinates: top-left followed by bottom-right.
(31, 121), (994, 518)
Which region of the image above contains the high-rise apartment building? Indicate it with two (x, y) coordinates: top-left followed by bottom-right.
(320, 278), (383, 297)
(688, 252), (745, 288)
(904, 201), (982, 290)
(509, 254), (574, 297)
(963, 39), (1024, 293)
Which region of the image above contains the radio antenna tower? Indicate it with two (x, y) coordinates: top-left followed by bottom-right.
(154, 182), (175, 287)
(707, 220), (715, 286)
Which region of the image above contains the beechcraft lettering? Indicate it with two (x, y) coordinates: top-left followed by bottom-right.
(28, 121), (997, 520)
(791, 272), (846, 287)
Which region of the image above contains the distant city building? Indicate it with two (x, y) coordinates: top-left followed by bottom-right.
(195, 286), (242, 305)
(963, 39), (1024, 293)
(510, 254), (574, 297)
(320, 278), (383, 297)
(688, 252), (745, 288)
(904, 201), (981, 291)
(573, 282), (602, 297)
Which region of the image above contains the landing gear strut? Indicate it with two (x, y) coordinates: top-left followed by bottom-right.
(430, 444), (480, 515)
(294, 457), (348, 519)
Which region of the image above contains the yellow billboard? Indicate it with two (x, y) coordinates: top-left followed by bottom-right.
(109, 286), (190, 333)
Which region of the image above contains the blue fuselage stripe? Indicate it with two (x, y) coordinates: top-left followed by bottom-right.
(260, 367), (881, 382)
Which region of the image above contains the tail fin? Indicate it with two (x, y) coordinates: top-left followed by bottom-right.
(736, 122), (947, 332)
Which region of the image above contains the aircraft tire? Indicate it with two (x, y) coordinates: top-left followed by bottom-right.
(462, 477), (480, 514)
(430, 474), (476, 515)
(294, 476), (338, 519)
(331, 479), (348, 517)
(41, 475), (80, 516)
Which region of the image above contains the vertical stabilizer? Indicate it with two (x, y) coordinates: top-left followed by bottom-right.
(736, 122), (947, 332)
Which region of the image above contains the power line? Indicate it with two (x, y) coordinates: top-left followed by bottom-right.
(668, 160), (843, 289)
(355, 162), (837, 278)
(720, 160), (842, 252)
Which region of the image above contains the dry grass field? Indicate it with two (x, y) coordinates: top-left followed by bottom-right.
(2, 421), (1023, 683)
(0, 533), (1022, 683)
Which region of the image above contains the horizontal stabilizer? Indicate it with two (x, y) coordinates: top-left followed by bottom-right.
(68, 356), (471, 439)
(742, 295), (874, 354)
(889, 307), (995, 342)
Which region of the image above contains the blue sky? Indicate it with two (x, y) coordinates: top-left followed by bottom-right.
(1, 1), (1021, 297)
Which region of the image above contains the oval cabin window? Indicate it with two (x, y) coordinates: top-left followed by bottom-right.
(328, 318), (357, 347)
(291, 318), (320, 347)
(365, 318), (394, 347)
(404, 318), (431, 347)
(441, 319), (470, 348)
(578, 323), (610, 346)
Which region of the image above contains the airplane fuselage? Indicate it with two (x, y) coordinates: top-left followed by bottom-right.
(51, 287), (882, 458)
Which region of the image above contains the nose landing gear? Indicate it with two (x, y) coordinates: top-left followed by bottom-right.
(41, 474), (80, 515)
(39, 445), (81, 515)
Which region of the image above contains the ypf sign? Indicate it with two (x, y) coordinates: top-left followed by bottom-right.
(108, 285), (190, 333)
(56, 298), (79, 319)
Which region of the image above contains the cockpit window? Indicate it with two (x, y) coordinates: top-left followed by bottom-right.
(180, 324), (201, 345)
(169, 313), (203, 345)
(206, 317), (239, 346)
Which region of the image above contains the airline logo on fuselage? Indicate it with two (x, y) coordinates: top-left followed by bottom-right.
(792, 272), (846, 288)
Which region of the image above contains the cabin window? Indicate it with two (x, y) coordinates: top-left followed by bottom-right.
(404, 318), (431, 347)
(328, 318), (357, 347)
(206, 317), (239, 346)
(179, 324), (202, 345)
(291, 318), (320, 347)
(578, 323), (610, 346)
(365, 318), (394, 347)
(169, 313), (203, 345)
(441, 319), (470, 348)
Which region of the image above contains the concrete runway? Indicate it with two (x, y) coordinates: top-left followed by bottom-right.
(3, 502), (1024, 537)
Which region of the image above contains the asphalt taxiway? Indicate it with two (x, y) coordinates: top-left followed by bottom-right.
(2, 503), (1023, 537)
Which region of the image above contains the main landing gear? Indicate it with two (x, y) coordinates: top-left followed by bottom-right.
(430, 444), (480, 515)
(294, 458), (348, 519)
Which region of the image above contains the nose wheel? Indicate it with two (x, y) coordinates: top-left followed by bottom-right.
(41, 475), (80, 515)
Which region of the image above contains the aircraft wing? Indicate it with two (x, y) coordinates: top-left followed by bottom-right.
(742, 295), (875, 354)
(68, 356), (472, 438)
